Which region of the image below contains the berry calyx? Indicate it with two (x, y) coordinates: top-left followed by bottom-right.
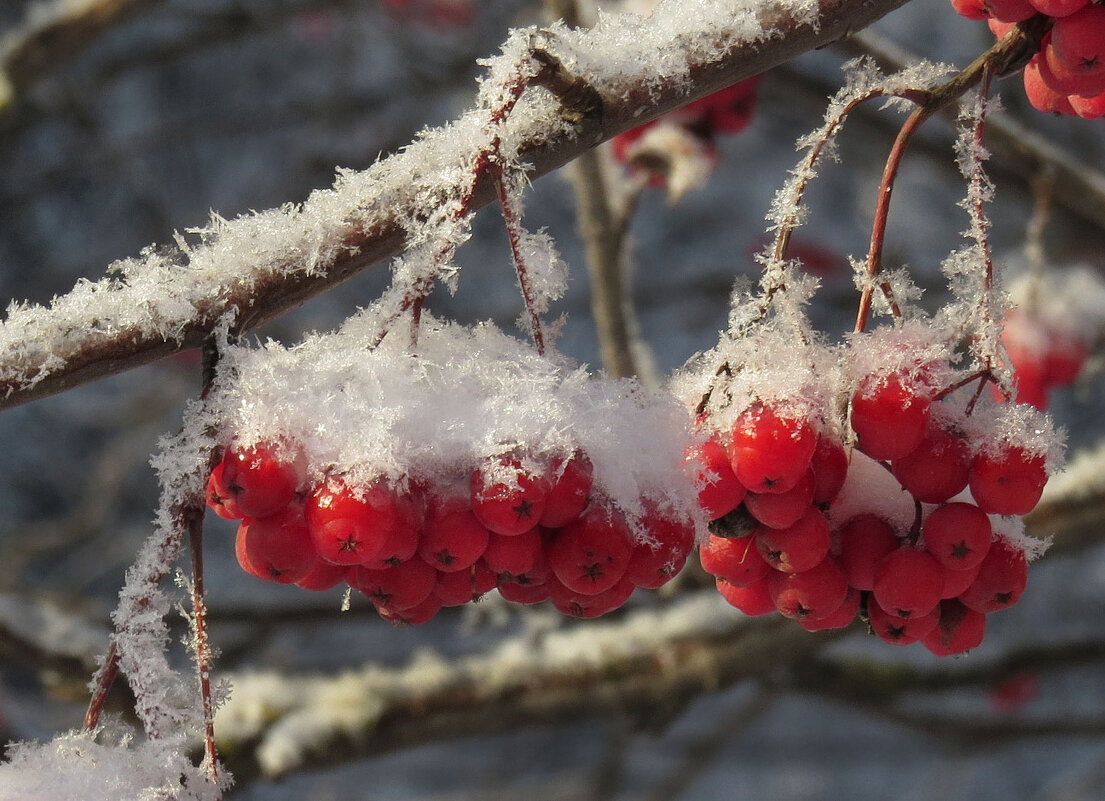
(872, 547), (946, 619)
(922, 501), (993, 572)
(545, 503), (634, 595)
(305, 478), (400, 566)
(470, 456), (551, 536)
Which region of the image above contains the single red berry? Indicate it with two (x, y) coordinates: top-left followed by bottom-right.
(1050, 5), (1105, 77)
(687, 436), (746, 519)
(922, 599), (987, 656)
(850, 371), (932, 461)
(728, 403), (817, 494)
(470, 456), (551, 536)
(968, 445), (1047, 515)
(873, 547), (946, 619)
(798, 586), (861, 632)
(941, 558), (982, 598)
(837, 514), (901, 592)
(545, 503), (634, 595)
(891, 423), (971, 504)
(867, 600), (941, 646)
(958, 537), (1028, 613)
(949, 0), (988, 19)
(1022, 60), (1077, 115)
(305, 478), (400, 566)
(767, 557), (849, 621)
(1070, 90), (1105, 118)
(360, 490), (422, 569)
(745, 469), (815, 529)
(984, 0), (1039, 21)
(382, 593), (443, 625)
(1042, 332), (1087, 386)
(1040, 40), (1105, 96)
(809, 436), (849, 505)
(419, 495), (491, 572)
(434, 563), (496, 606)
(235, 506), (317, 584)
(483, 528), (542, 577)
(206, 462), (243, 519)
(715, 576), (777, 616)
(295, 560), (349, 592)
(218, 443), (301, 519)
(550, 576), (636, 619)
(700, 532), (770, 587)
(351, 558), (438, 613)
(539, 451), (593, 528)
(1029, 0), (1089, 15)
(922, 501), (993, 573)
(624, 512), (695, 589)
(755, 507), (831, 574)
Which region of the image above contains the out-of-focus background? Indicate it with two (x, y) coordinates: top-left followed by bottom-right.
(3, 1), (1105, 798)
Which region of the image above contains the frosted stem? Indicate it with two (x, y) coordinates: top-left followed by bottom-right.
(495, 166), (547, 355)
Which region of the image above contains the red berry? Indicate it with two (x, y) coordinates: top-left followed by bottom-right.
(624, 512), (695, 589)
(482, 528), (542, 577)
(715, 576), (776, 616)
(755, 507), (831, 574)
(745, 470), (815, 529)
(351, 558), (438, 613)
(206, 462), (243, 519)
(1029, 0), (1089, 15)
(360, 491), (422, 569)
(383, 593), (443, 625)
(767, 557), (849, 621)
(950, 0), (988, 19)
(235, 506), (317, 584)
(873, 547), (946, 619)
(958, 537), (1028, 612)
(550, 576), (635, 619)
(1050, 6), (1105, 77)
(1023, 60), (1077, 115)
(434, 563), (496, 606)
(305, 478), (400, 566)
(941, 558), (982, 598)
(798, 586), (861, 631)
(891, 424), (971, 504)
(539, 452), (593, 527)
(687, 437), (746, 519)
(418, 495), (490, 572)
(922, 599), (987, 656)
(295, 560), (349, 592)
(699, 532), (770, 587)
(968, 445), (1047, 515)
(218, 443), (300, 519)
(867, 600), (941, 645)
(545, 503), (634, 595)
(470, 456), (551, 536)
(809, 436), (849, 505)
(851, 371), (932, 461)
(837, 514), (901, 592)
(728, 403), (817, 494)
(985, 0), (1039, 21)
(922, 502), (993, 572)
(1070, 90), (1105, 118)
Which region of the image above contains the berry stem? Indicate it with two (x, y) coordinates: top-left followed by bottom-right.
(186, 501), (221, 790)
(494, 164), (547, 355)
(83, 641), (120, 731)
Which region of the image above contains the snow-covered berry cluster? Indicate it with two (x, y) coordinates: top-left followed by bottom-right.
(682, 321), (1059, 656)
(951, 0), (1105, 117)
(198, 312), (700, 624)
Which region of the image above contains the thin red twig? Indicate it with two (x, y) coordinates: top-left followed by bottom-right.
(494, 166), (547, 355)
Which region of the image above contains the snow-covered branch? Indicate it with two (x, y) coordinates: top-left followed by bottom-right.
(0, 0), (910, 412)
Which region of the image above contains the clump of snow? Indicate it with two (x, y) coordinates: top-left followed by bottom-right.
(0, 729), (225, 801)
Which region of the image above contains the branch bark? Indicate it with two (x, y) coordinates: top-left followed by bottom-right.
(0, 0), (911, 411)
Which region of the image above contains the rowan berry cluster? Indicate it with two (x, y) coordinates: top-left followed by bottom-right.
(610, 77), (762, 195)
(950, 0), (1105, 117)
(688, 325), (1055, 656)
(199, 315), (699, 624)
(207, 444), (696, 623)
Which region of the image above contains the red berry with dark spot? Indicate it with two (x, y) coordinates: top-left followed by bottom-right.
(923, 599), (987, 656)
(700, 532), (770, 587)
(851, 371), (932, 461)
(217, 443), (301, 519)
(969, 445), (1047, 515)
(798, 586), (861, 631)
(959, 537), (1028, 613)
(471, 456), (551, 536)
(545, 503), (634, 595)
(715, 576), (776, 616)
(624, 511), (695, 589)
(745, 469), (815, 529)
(728, 403), (817, 494)
(483, 528), (542, 577)
(922, 501), (993, 573)
(837, 514), (901, 592)
(755, 507), (831, 574)
(306, 478), (400, 566)
(419, 495), (490, 572)
(351, 558), (438, 613)
(891, 424), (971, 504)
(767, 557), (848, 621)
(867, 600), (941, 646)
(236, 506), (317, 584)
(549, 576), (635, 619)
(497, 580), (551, 605)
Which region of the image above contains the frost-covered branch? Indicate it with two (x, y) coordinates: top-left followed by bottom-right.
(0, 0), (910, 411)
(213, 593), (834, 784)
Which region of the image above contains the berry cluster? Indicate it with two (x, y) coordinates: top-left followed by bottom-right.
(998, 308), (1087, 408)
(197, 314), (700, 625)
(950, 0), (1105, 117)
(689, 327), (1054, 656)
(611, 77), (762, 196)
(208, 444), (695, 623)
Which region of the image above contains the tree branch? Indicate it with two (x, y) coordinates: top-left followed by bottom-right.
(0, 0), (911, 412)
